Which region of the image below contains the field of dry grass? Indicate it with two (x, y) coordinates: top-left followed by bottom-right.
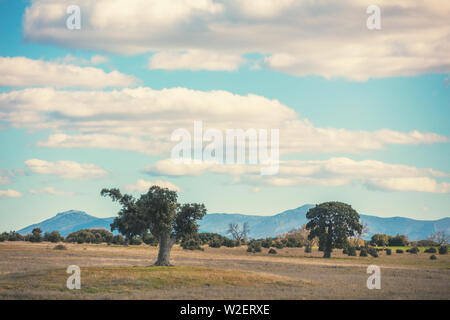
(0, 241), (449, 299)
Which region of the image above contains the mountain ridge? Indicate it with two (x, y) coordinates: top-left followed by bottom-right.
(15, 205), (450, 240)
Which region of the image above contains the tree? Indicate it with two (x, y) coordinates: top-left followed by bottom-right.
(29, 228), (43, 243)
(428, 231), (449, 246)
(388, 234), (409, 246)
(101, 186), (206, 266)
(370, 233), (392, 247)
(227, 222), (250, 242)
(306, 202), (363, 258)
(44, 231), (64, 243)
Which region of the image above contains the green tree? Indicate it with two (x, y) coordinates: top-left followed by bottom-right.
(306, 202), (363, 258)
(388, 234), (409, 246)
(370, 233), (391, 247)
(44, 231), (64, 243)
(101, 186), (206, 266)
(29, 228), (43, 243)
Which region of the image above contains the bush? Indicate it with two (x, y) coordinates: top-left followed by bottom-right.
(304, 245), (312, 253)
(347, 246), (357, 256)
(112, 234), (125, 245)
(388, 234), (409, 247)
(268, 248), (277, 254)
(209, 238), (222, 248)
(129, 237), (143, 245)
(44, 231), (64, 243)
(430, 255), (437, 260)
(65, 229), (114, 244)
(408, 247), (419, 254)
(28, 228), (43, 243)
(367, 247), (378, 257)
(181, 238), (203, 251)
(53, 244), (67, 250)
(142, 233), (159, 246)
(396, 249), (404, 254)
(424, 247), (437, 253)
(0, 232), (8, 242)
(360, 248), (368, 257)
(247, 241), (262, 253)
(7, 231), (24, 241)
(274, 241), (284, 249)
(385, 248), (392, 255)
(439, 246), (448, 255)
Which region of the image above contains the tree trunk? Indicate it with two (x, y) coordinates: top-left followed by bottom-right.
(154, 234), (175, 266)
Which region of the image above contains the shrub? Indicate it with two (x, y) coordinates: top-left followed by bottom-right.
(181, 238), (203, 251)
(439, 246), (448, 255)
(222, 237), (237, 248)
(396, 249), (403, 254)
(261, 239), (272, 248)
(430, 255), (437, 260)
(274, 241), (284, 249)
(247, 241), (262, 253)
(7, 231), (24, 241)
(0, 232), (8, 242)
(268, 248), (277, 254)
(304, 245), (312, 253)
(112, 235), (125, 245)
(347, 246), (357, 256)
(209, 238), (222, 248)
(367, 247), (378, 257)
(388, 234), (409, 247)
(142, 233), (159, 246)
(129, 237), (143, 245)
(53, 244), (67, 250)
(424, 247), (437, 253)
(28, 228), (43, 243)
(44, 231), (64, 243)
(385, 248), (392, 255)
(65, 229), (114, 244)
(360, 248), (368, 257)
(408, 247), (419, 254)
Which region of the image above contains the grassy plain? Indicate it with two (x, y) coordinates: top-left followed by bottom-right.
(0, 241), (448, 299)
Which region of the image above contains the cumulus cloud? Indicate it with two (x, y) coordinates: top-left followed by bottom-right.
(28, 186), (75, 196)
(22, 0), (450, 79)
(0, 189), (23, 198)
(25, 159), (108, 179)
(149, 50), (244, 71)
(124, 179), (181, 192)
(0, 56), (137, 88)
(0, 87), (446, 157)
(143, 157), (450, 194)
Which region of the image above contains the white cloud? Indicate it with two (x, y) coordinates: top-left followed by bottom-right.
(149, 50), (244, 71)
(0, 87), (445, 157)
(124, 179), (181, 192)
(25, 159), (108, 179)
(28, 186), (75, 196)
(22, 0), (450, 79)
(143, 157), (450, 194)
(0, 189), (23, 198)
(0, 56), (137, 88)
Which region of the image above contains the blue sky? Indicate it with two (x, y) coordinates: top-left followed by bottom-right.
(0, 0), (449, 231)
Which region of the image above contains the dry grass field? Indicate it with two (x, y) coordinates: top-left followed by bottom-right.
(0, 241), (449, 299)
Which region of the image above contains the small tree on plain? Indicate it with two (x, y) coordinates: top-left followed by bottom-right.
(102, 186), (206, 266)
(306, 202), (363, 258)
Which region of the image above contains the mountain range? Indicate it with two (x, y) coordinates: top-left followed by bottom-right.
(16, 205), (450, 240)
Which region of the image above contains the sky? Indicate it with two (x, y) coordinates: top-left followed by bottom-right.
(0, 0), (449, 231)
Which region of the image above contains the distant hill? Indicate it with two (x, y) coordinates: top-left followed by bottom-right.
(17, 210), (115, 236)
(16, 205), (449, 240)
(200, 205), (450, 240)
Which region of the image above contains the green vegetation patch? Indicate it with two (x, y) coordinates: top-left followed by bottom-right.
(0, 266), (304, 296)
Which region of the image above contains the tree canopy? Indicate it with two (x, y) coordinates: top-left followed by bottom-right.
(101, 185), (206, 265)
(306, 201), (363, 258)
